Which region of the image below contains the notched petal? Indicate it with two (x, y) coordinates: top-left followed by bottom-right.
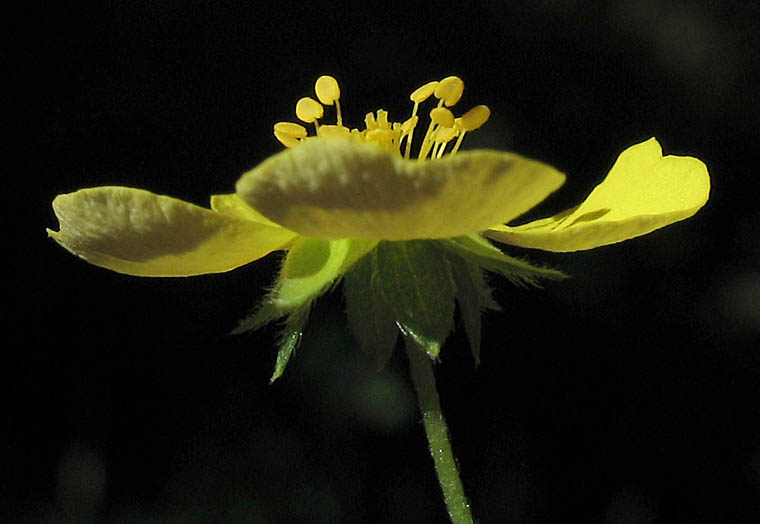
(486, 138), (710, 252)
(235, 138), (565, 240)
(49, 186), (297, 276)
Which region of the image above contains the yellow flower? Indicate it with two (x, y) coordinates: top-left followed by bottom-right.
(48, 74), (711, 380)
(48, 74), (710, 277)
(46, 76), (712, 523)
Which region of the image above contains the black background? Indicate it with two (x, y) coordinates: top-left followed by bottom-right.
(9, 1), (760, 522)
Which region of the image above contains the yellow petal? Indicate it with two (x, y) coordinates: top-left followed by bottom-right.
(235, 138), (565, 240)
(485, 138), (710, 252)
(210, 193), (285, 228)
(49, 186), (298, 276)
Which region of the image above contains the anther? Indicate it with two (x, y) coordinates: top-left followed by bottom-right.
(273, 132), (297, 148)
(280, 75), (488, 158)
(365, 128), (395, 143)
(429, 107), (455, 128)
(295, 97), (324, 123)
(273, 122), (307, 148)
(318, 125), (351, 139)
(435, 126), (458, 143)
(274, 122), (308, 138)
(400, 116), (418, 135)
(401, 115), (419, 159)
(433, 126), (458, 159)
(314, 75), (340, 105)
(364, 112), (378, 130)
(458, 105), (491, 131)
(314, 75), (343, 126)
(434, 76), (464, 107)
(405, 81), (439, 159)
(410, 81), (439, 103)
(419, 107), (454, 160)
(365, 128), (397, 154)
(376, 110), (390, 129)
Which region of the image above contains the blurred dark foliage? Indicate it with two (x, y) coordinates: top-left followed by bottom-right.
(7, 1), (760, 522)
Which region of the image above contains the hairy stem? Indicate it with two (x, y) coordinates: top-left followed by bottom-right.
(405, 339), (475, 524)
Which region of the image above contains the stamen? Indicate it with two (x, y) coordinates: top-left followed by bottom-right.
(416, 76), (462, 159)
(418, 118), (438, 160)
(434, 142), (445, 159)
(273, 122), (308, 148)
(450, 105), (490, 155)
(335, 100), (343, 126)
(405, 81), (438, 159)
(400, 116), (419, 158)
(319, 125), (351, 138)
(434, 76), (464, 107)
(391, 122), (404, 153)
(274, 130), (300, 148)
(276, 76), (490, 159)
(274, 122), (308, 137)
(430, 107), (455, 128)
(451, 120), (467, 156)
(436, 126), (458, 142)
(295, 97), (324, 134)
(432, 127), (457, 159)
(419, 107), (455, 160)
(400, 116), (418, 135)
(314, 75), (340, 105)
(410, 81), (439, 104)
(376, 110), (390, 129)
(365, 128), (395, 152)
(458, 105), (491, 131)
(364, 112), (378, 130)
(315, 75), (343, 126)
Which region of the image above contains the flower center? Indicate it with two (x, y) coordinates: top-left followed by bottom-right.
(273, 75), (491, 160)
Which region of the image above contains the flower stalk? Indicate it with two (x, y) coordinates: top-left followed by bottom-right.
(406, 338), (474, 524)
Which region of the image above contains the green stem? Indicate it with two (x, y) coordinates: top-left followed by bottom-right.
(405, 339), (475, 524)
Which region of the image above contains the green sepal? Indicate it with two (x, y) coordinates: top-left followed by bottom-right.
(274, 237), (379, 310)
(343, 249), (399, 370)
(440, 234), (565, 364)
(378, 241), (456, 360)
(442, 233), (567, 286)
(446, 254), (499, 366)
(233, 237), (378, 381)
(269, 304), (310, 383)
(345, 241), (457, 361)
